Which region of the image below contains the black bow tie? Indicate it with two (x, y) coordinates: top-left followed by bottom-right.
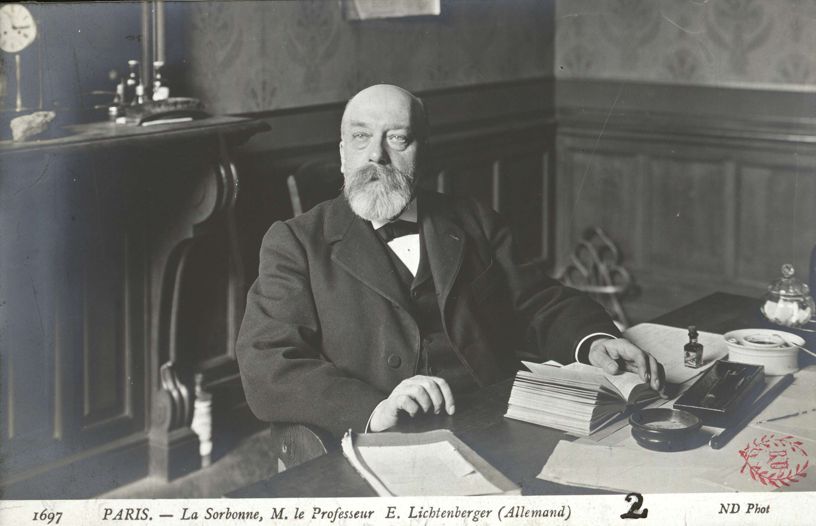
(376, 220), (418, 243)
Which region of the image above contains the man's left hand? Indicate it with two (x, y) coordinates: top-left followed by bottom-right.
(588, 337), (667, 396)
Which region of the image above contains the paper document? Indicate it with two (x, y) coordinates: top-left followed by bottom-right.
(341, 431), (517, 496)
(539, 424), (816, 493)
(353, 442), (500, 496)
(752, 368), (816, 436)
(623, 323), (728, 383)
(538, 367), (816, 493)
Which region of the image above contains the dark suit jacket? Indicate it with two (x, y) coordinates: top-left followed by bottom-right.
(236, 190), (619, 437)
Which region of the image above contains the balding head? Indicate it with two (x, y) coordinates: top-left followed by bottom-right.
(341, 84), (428, 142)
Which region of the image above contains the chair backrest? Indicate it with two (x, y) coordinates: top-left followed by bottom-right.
(555, 227), (633, 330)
(287, 160), (343, 216)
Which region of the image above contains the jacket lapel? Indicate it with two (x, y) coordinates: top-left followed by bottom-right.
(328, 197), (413, 312)
(419, 191), (465, 313)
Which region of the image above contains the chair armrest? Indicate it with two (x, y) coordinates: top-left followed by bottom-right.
(269, 422), (338, 472)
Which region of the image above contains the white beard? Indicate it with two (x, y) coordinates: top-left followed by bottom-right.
(344, 164), (414, 222)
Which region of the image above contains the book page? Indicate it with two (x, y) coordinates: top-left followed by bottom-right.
(605, 372), (650, 402)
(521, 360), (648, 401)
(522, 360), (613, 390)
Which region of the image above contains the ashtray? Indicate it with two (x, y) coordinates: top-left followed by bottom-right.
(723, 329), (803, 375)
(629, 408), (702, 452)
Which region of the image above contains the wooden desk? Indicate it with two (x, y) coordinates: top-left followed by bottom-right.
(229, 292), (802, 498)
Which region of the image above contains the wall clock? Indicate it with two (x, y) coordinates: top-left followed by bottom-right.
(1, 3), (38, 111)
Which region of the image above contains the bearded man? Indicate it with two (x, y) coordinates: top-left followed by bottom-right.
(236, 84), (664, 438)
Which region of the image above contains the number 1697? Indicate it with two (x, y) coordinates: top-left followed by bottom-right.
(33, 510), (62, 524)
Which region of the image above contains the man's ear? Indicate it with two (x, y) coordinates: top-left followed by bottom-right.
(338, 140), (345, 174)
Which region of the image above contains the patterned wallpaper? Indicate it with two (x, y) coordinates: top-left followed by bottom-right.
(179, 0), (552, 114)
(556, 0), (816, 89)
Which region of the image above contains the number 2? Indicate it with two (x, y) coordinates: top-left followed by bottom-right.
(620, 492), (648, 519)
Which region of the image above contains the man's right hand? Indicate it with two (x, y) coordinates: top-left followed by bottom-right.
(368, 375), (456, 432)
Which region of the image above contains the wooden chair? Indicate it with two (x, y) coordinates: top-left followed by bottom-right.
(555, 227), (634, 330)
(269, 423), (337, 473)
(286, 160), (343, 216)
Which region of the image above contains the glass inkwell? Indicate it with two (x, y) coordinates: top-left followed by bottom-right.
(684, 325), (703, 368)
(761, 264), (815, 328)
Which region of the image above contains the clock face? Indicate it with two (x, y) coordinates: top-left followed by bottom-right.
(1, 3), (37, 53)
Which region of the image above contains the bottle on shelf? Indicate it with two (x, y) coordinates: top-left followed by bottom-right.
(134, 83), (145, 106)
(108, 75), (126, 121)
(152, 61), (170, 102)
(125, 60), (140, 106)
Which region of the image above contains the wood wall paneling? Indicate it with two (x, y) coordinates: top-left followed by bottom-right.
(558, 147), (642, 272)
(737, 163), (816, 285)
(496, 153), (547, 262)
(556, 80), (816, 323)
(646, 157), (730, 276)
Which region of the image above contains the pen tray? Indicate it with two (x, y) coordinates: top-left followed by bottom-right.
(674, 360), (765, 427)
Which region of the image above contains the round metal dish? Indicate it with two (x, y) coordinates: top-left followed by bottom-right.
(629, 408), (702, 452)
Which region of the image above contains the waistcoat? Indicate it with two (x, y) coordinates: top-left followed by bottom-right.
(379, 233), (478, 394)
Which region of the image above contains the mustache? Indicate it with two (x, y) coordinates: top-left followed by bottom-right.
(344, 164), (412, 194)
(349, 164), (397, 184)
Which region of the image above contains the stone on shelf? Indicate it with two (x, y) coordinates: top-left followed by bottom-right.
(10, 111), (56, 142)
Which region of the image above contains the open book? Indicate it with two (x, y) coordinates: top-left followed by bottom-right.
(504, 360), (659, 436)
(341, 429), (520, 496)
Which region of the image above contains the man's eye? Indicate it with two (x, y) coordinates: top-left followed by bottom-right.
(387, 135), (409, 148)
(352, 132), (370, 140)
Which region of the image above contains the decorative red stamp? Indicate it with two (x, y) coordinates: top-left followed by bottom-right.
(739, 434), (809, 488)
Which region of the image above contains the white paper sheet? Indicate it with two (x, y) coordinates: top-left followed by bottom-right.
(355, 441), (502, 496)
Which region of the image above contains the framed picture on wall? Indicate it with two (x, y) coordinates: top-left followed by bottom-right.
(341, 0), (440, 21)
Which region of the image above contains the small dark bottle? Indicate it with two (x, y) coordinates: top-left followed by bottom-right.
(684, 325), (703, 368)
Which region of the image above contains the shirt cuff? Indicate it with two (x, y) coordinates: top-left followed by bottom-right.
(364, 400), (389, 433)
(574, 332), (617, 364)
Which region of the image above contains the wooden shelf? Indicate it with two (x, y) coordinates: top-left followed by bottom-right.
(0, 116), (269, 156)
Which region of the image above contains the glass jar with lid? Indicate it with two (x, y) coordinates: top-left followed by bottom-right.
(761, 264), (815, 328)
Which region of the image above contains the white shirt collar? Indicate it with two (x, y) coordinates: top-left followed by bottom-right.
(370, 198), (418, 230)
